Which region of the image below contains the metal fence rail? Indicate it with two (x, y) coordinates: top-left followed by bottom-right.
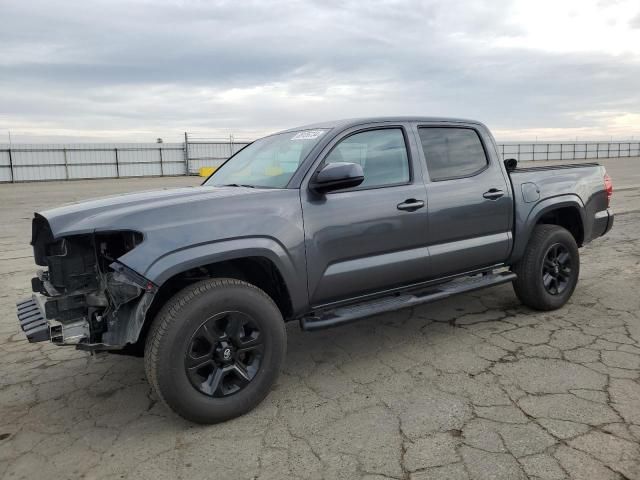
(1, 138), (638, 183)
(0, 143), (189, 182)
(185, 135), (250, 174)
(499, 141), (640, 162)
(0, 136), (252, 182)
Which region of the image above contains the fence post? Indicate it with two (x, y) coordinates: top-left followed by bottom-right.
(8, 147), (14, 183)
(229, 134), (234, 159)
(517, 143), (520, 162)
(63, 147), (69, 179)
(546, 143), (549, 161)
(159, 148), (164, 176)
(115, 148), (120, 178)
(184, 132), (190, 175)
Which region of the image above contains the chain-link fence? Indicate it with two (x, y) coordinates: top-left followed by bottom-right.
(1, 136), (638, 183)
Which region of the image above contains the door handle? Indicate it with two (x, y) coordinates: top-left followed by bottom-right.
(483, 188), (504, 200)
(397, 199), (425, 211)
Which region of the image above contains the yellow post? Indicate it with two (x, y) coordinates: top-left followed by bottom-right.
(199, 166), (217, 177)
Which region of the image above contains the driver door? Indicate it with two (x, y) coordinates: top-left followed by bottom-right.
(301, 124), (430, 307)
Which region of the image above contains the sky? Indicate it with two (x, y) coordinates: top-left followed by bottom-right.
(0, 0), (639, 143)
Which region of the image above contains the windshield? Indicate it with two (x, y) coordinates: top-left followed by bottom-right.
(204, 129), (329, 188)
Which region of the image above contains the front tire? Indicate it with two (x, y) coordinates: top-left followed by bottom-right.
(512, 224), (580, 311)
(144, 278), (286, 424)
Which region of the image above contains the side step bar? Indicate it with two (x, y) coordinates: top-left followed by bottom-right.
(300, 271), (516, 331)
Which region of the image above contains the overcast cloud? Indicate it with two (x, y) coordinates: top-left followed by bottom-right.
(0, 0), (639, 142)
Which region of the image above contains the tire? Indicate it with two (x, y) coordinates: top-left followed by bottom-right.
(512, 224), (580, 311)
(144, 278), (287, 424)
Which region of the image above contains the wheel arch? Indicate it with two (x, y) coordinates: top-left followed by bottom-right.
(119, 239), (307, 355)
(510, 195), (585, 264)
(536, 205), (584, 245)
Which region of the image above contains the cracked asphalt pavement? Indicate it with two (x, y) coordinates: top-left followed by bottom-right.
(1, 165), (639, 480)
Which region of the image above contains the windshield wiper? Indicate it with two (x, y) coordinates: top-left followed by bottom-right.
(221, 183), (255, 188)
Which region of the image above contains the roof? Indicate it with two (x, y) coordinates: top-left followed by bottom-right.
(275, 116), (484, 134)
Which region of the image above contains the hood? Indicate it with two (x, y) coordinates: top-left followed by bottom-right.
(33, 184), (305, 294)
(38, 186), (267, 238)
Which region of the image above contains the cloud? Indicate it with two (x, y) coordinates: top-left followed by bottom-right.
(0, 0), (639, 142)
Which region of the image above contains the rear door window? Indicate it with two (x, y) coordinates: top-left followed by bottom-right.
(418, 127), (488, 181)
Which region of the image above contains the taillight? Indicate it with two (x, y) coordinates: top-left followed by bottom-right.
(604, 173), (613, 207)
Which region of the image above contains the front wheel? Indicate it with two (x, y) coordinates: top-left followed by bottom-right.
(512, 224), (580, 311)
(144, 278), (287, 424)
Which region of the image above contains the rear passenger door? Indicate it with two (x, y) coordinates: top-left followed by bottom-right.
(413, 123), (513, 277)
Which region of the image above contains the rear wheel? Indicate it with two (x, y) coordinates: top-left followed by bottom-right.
(512, 224), (580, 311)
(144, 278), (286, 424)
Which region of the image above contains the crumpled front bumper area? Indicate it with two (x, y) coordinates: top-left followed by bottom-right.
(19, 216), (156, 350)
(16, 296), (50, 343)
(16, 282), (153, 349)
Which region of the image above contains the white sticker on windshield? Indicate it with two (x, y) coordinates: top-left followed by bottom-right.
(290, 130), (326, 141)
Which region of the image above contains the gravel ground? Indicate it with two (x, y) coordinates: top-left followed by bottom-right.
(0, 173), (639, 480)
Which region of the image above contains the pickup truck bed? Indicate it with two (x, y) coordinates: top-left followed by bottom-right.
(508, 162), (613, 260)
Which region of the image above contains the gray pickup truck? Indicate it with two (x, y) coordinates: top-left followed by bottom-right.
(17, 117), (614, 423)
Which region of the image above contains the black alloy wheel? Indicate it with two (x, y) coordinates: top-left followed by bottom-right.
(512, 224), (580, 311)
(541, 243), (572, 295)
(145, 278), (287, 424)
(185, 311), (264, 397)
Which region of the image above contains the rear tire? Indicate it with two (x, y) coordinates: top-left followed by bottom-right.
(144, 278), (286, 424)
(512, 224), (580, 311)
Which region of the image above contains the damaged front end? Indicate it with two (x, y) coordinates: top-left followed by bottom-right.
(16, 214), (157, 351)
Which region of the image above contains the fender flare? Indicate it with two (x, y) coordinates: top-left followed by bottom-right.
(141, 237), (307, 313)
(510, 194), (585, 263)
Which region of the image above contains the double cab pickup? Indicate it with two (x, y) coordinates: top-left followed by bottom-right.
(17, 117), (614, 423)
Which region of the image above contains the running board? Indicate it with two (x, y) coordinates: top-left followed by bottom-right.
(300, 271), (516, 331)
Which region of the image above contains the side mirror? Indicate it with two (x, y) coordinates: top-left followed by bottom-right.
(310, 162), (364, 193)
(504, 158), (518, 172)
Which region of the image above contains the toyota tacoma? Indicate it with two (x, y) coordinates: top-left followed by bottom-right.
(17, 117), (614, 423)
